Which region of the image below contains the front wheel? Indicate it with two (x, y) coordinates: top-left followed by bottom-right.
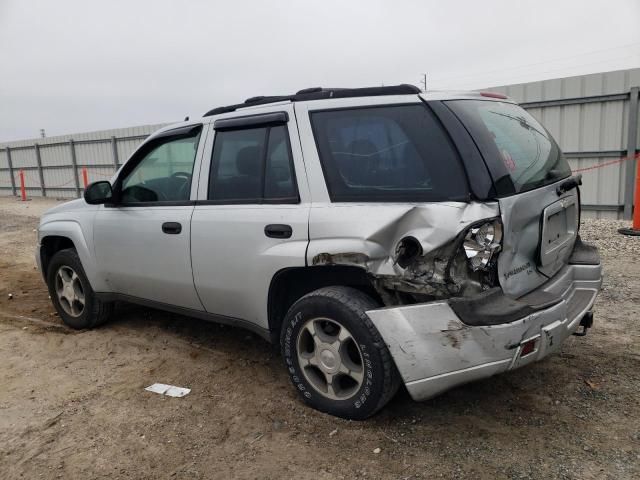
(280, 286), (400, 419)
(46, 248), (113, 329)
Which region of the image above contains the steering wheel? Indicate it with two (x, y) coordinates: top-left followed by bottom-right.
(122, 184), (167, 202)
(171, 171), (192, 199)
(171, 171), (192, 181)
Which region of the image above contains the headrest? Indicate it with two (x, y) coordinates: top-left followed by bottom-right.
(348, 139), (379, 157)
(236, 146), (261, 176)
(340, 139), (381, 185)
(270, 165), (290, 182)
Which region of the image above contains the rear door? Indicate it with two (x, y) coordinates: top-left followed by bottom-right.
(444, 99), (577, 298)
(190, 104), (311, 328)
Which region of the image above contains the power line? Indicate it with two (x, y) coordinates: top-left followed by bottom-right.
(430, 41), (640, 84)
(441, 53), (640, 90)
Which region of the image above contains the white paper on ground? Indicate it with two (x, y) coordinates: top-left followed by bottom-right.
(145, 383), (191, 397)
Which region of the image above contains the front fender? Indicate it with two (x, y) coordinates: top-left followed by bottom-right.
(38, 219), (110, 293)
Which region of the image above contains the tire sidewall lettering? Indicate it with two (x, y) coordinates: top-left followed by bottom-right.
(283, 310), (377, 409)
(283, 310), (313, 400)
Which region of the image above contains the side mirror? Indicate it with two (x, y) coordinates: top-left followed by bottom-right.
(84, 181), (113, 205)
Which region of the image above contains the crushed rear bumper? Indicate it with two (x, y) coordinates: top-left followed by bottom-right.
(366, 261), (602, 401)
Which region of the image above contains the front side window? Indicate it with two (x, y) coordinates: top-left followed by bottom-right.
(208, 125), (298, 203)
(310, 104), (468, 202)
(121, 128), (201, 203)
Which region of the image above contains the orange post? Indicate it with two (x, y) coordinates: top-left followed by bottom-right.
(634, 154), (640, 230)
(82, 167), (89, 189)
(19, 170), (26, 201)
(619, 152), (640, 235)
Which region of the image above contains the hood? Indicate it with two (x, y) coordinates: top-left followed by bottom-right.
(41, 198), (94, 218)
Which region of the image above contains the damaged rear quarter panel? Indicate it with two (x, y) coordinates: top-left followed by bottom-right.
(307, 201), (500, 290)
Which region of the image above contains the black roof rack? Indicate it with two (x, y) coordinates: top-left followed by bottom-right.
(203, 84), (421, 117)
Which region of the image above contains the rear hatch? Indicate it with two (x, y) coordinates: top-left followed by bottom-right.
(444, 98), (578, 298)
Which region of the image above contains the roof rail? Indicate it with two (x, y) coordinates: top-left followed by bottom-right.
(203, 84), (421, 117)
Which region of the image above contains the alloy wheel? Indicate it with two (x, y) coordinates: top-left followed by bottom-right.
(54, 265), (85, 317)
(296, 317), (364, 400)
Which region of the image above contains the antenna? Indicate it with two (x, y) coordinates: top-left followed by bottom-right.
(420, 73), (427, 92)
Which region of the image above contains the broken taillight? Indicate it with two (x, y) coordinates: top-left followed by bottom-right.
(462, 219), (503, 271)
(520, 338), (537, 357)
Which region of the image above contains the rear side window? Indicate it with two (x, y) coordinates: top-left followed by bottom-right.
(208, 125), (298, 203)
(310, 105), (468, 202)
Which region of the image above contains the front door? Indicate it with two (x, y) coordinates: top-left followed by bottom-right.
(191, 106), (310, 329)
(93, 124), (206, 310)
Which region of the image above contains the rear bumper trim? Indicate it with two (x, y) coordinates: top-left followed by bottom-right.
(448, 288), (544, 326)
(449, 238), (601, 327)
(366, 262), (602, 401)
(568, 236), (600, 266)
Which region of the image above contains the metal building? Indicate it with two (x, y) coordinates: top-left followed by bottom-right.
(0, 123), (168, 199)
(1, 68), (639, 219)
(486, 67), (640, 219)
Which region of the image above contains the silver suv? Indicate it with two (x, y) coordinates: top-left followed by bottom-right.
(37, 85), (602, 419)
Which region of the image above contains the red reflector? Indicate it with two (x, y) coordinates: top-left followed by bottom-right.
(521, 339), (537, 356)
(480, 91), (508, 99)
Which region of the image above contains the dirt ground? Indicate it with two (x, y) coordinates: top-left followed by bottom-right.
(0, 197), (638, 480)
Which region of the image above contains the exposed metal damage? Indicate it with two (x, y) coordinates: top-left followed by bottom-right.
(365, 261), (601, 401)
(311, 202), (502, 306)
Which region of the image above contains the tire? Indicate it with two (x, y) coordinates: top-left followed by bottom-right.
(280, 286), (400, 420)
(46, 248), (113, 329)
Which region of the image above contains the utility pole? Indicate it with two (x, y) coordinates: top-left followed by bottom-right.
(420, 73), (427, 92)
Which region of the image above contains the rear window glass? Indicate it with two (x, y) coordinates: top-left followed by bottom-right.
(310, 105), (468, 202)
(445, 100), (571, 195)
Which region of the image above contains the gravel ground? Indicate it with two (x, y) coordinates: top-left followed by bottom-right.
(0, 197), (638, 479)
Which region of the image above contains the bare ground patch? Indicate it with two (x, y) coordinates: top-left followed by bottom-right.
(0, 197), (638, 479)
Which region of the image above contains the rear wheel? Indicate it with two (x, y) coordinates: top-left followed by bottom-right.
(46, 248), (113, 329)
(280, 286), (400, 419)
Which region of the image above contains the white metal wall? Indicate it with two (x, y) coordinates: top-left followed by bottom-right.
(0, 123), (168, 198)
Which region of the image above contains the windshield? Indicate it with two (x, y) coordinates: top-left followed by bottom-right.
(446, 100), (571, 195)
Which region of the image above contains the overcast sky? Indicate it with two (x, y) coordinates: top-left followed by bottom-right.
(1, 0), (639, 142)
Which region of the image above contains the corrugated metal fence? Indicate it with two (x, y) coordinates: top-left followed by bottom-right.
(487, 68), (640, 219)
(0, 124), (168, 198)
(1, 68), (639, 219)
